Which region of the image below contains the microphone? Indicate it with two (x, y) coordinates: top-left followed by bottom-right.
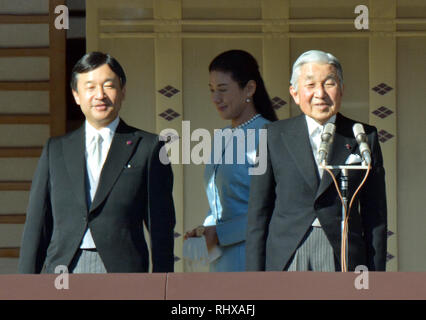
(352, 123), (372, 165)
(317, 122), (336, 165)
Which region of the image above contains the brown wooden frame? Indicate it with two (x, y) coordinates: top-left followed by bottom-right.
(0, 0), (66, 254)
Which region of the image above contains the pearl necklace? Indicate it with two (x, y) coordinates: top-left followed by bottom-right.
(231, 114), (261, 131)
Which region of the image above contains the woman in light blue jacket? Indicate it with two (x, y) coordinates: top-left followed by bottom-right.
(185, 50), (278, 271)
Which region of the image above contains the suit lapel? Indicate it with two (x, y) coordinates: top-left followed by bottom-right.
(62, 126), (88, 213)
(280, 115), (319, 193)
(90, 120), (141, 213)
(315, 113), (357, 199)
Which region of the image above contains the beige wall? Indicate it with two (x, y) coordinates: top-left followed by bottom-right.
(397, 37), (426, 271)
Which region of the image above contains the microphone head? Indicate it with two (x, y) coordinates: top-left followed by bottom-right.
(353, 123), (367, 143)
(318, 123), (336, 165)
(321, 122), (336, 142)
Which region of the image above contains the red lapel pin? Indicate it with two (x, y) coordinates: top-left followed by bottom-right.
(345, 144), (351, 150)
(126, 140), (132, 145)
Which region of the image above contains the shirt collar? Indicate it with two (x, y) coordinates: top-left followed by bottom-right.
(305, 114), (336, 137)
(85, 117), (120, 143)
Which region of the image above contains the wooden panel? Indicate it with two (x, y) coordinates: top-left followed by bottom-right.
(0, 182), (31, 191)
(0, 48), (50, 57)
(262, 0), (291, 120)
(0, 247), (19, 258)
(0, 191), (30, 215)
(48, 0), (66, 137)
(0, 1), (65, 270)
(0, 81), (49, 91)
(0, 114), (50, 124)
(0, 0), (49, 15)
(0, 224), (25, 247)
(0, 91), (49, 114)
(154, 0), (184, 273)
(0, 158), (40, 181)
(0, 24), (49, 48)
(397, 38), (426, 271)
(369, 0), (398, 271)
(0, 124), (50, 147)
(99, 18), (426, 27)
(86, 0), (100, 52)
(0, 57), (50, 82)
(0, 14), (49, 24)
(0, 215), (26, 224)
(0, 147), (42, 158)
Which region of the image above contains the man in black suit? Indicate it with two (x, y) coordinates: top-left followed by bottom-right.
(18, 52), (176, 273)
(246, 50), (387, 272)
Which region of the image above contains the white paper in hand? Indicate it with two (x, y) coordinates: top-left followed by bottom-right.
(183, 236), (223, 271)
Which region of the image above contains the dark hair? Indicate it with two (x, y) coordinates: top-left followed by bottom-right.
(209, 50), (278, 122)
(70, 52), (127, 91)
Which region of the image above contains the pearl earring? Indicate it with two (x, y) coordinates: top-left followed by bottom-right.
(246, 97), (251, 103)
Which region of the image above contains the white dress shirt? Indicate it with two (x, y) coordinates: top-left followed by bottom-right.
(305, 114), (336, 227)
(80, 117), (120, 249)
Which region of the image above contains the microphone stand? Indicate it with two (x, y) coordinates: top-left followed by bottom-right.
(323, 163), (369, 272)
(341, 168), (348, 271)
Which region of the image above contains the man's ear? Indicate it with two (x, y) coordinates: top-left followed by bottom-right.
(289, 86), (299, 105)
(72, 89), (81, 106)
(121, 86), (126, 100)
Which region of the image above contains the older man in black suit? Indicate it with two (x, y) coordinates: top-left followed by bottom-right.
(246, 50), (387, 272)
(18, 52), (176, 273)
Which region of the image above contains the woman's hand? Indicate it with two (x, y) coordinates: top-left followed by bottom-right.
(203, 226), (218, 251)
(183, 228), (197, 240)
(184, 226), (219, 251)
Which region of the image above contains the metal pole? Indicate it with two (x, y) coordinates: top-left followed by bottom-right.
(341, 168), (348, 271)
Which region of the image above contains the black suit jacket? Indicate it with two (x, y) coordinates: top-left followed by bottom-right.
(18, 119), (176, 273)
(246, 113), (387, 271)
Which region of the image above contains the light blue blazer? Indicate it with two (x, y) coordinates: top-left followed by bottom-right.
(203, 116), (269, 272)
